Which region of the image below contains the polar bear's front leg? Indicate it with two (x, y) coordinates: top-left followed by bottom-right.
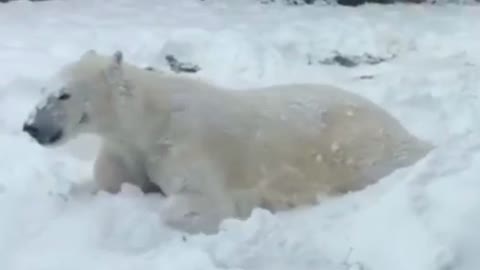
(93, 148), (136, 193)
(148, 147), (237, 234)
(94, 146), (163, 195)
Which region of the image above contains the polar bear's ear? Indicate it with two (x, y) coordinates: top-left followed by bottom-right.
(105, 50), (124, 84)
(112, 51), (123, 67)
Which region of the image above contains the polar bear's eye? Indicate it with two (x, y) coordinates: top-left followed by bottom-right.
(58, 93), (71, 100)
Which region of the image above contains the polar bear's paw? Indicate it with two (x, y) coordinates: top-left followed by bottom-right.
(159, 193), (233, 235)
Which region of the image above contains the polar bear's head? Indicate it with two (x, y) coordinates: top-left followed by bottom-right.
(23, 50), (127, 146)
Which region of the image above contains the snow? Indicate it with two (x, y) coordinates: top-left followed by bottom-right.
(0, 0), (479, 269)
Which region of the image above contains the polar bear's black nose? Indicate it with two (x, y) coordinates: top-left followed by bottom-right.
(23, 123), (39, 138)
(22, 123), (63, 145)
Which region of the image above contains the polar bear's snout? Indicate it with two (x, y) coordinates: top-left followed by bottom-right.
(23, 93), (69, 146)
(23, 121), (63, 145)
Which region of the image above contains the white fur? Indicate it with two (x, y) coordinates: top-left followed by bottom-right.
(30, 51), (433, 234)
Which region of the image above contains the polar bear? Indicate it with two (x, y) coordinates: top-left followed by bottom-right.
(23, 50), (432, 233)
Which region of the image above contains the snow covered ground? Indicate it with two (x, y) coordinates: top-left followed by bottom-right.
(0, 0), (479, 269)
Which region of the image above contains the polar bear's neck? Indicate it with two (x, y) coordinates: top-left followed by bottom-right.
(97, 66), (243, 153)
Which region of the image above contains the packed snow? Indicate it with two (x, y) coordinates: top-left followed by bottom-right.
(0, 0), (479, 269)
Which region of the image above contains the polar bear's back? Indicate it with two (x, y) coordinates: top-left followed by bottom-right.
(216, 83), (431, 211)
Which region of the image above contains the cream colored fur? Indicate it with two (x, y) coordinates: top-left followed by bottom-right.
(34, 51), (433, 233)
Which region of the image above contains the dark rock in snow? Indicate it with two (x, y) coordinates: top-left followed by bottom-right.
(358, 75), (375, 80)
(165, 55), (200, 74)
(337, 0), (367, 5)
(257, 0), (428, 5)
(260, 0), (317, 4)
(316, 52), (396, 68)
